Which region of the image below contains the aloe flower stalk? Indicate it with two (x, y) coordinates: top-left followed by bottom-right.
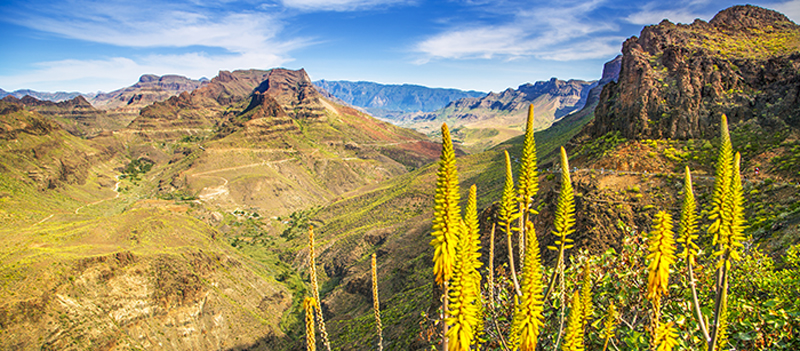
(654, 322), (679, 351)
(510, 220), (544, 351)
(446, 185), (482, 351)
(304, 297), (317, 351)
(646, 211), (676, 305)
(431, 123), (461, 286)
(562, 290), (585, 351)
(432, 123), (461, 350)
(372, 253), (383, 351)
(678, 166), (710, 342)
(308, 226), (331, 351)
(601, 302), (617, 351)
(517, 104), (540, 267)
(544, 147), (575, 303)
(499, 150), (522, 296)
(708, 114), (733, 245)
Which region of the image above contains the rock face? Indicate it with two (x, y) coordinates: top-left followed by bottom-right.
(589, 5), (800, 140)
(126, 68), (328, 141)
(88, 74), (206, 110)
(2, 95), (130, 138)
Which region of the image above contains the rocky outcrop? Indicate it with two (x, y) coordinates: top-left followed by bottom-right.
(127, 68), (330, 141)
(88, 74), (206, 110)
(588, 5), (800, 140)
(2, 95), (130, 138)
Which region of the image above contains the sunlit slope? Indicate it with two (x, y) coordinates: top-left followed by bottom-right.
(132, 68), (440, 216)
(0, 99), (293, 350)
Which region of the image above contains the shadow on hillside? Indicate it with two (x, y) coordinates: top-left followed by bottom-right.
(223, 333), (303, 351)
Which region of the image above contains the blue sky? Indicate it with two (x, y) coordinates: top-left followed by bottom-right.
(1, 0), (798, 94)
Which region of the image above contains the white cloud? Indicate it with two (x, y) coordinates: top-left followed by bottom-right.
(280, 0), (412, 11)
(415, 27), (531, 61)
(537, 37), (626, 61)
(0, 50), (294, 93)
(414, 0), (619, 62)
(0, 0), (308, 92)
(11, 2), (286, 53)
(773, 0), (800, 22)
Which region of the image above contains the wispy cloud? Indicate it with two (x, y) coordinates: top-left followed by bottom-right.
(414, 0), (620, 62)
(773, 0), (800, 22)
(8, 1), (291, 53)
(280, 0), (413, 11)
(0, 0), (306, 92)
(0, 50), (293, 93)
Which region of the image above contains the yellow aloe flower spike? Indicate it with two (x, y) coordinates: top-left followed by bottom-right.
(446, 185), (482, 351)
(562, 290), (585, 351)
(372, 254), (383, 351)
(602, 302), (617, 351)
(500, 150), (522, 296)
(708, 114), (732, 245)
(677, 166), (699, 265)
(646, 211), (676, 303)
(517, 104), (540, 266)
(432, 123), (461, 285)
(654, 322), (679, 351)
(304, 297), (317, 351)
(550, 147), (576, 253)
(308, 226), (331, 351)
(511, 220), (545, 351)
(716, 152), (746, 268)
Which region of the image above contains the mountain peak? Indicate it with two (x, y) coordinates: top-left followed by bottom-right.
(709, 4), (797, 31)
(138, 74), (161, 83)
(586, 6), (800, 141)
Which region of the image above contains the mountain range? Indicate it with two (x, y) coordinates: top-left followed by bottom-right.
(312, 80), (485, 119)
(0, 88), (83, 102)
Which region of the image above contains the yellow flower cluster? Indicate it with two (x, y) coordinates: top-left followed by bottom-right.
(431, 123), (461, 285)
(647, 211), (676, 302)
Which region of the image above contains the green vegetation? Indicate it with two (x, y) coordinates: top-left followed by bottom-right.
(409, 114), (800, 351)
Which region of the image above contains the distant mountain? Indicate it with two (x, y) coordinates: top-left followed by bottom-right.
(0, 88), (83, 102)
(87, 74), (206, 110)
(399, 77), (597, 152)
(313, 80), (485, 119)
(1, 94), (133, 137)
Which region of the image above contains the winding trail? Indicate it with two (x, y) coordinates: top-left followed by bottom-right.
(74, 177), (122, 215)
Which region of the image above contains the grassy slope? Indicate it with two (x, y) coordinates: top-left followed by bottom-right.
(290, 105), (596, 349)
(0, 107), (295, 350)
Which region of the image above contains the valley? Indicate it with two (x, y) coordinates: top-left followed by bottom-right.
(0, 4), (799, 351)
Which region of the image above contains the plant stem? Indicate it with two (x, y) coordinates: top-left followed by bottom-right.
(507, 221), (522, 296)
(688, 262), (711, 344)
(442, 281), (449, 351)
(709, 266), (728, 351)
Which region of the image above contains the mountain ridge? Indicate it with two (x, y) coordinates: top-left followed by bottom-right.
(313, 80), (485, 119)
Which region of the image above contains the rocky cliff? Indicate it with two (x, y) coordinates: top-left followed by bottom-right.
(88, 74), (206, 111)
(587, 5), (800, 140)
(2, 95), (131, 138)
